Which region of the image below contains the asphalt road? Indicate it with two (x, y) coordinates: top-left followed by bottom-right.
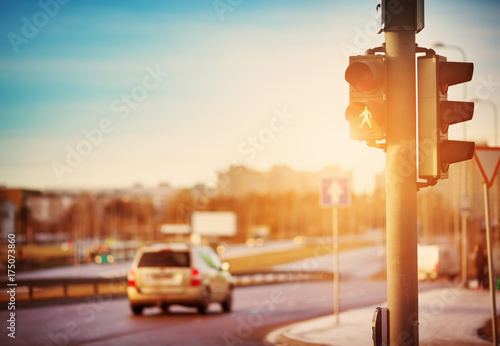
(3, 279), (389, 346)
(2, 278), (448, 346)
(3, 243), (448, 345)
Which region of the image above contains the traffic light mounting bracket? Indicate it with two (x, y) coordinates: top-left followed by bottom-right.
(415, 45), (439, 191)
(417, 178), (438, 191)
(365, 44), (386, 56)
(365, 45), (387, 151)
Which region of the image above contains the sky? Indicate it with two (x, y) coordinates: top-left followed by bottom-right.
(0, 0), (499, 193)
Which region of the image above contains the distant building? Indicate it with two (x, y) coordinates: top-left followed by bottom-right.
(0, 188), (41, 242)
(0, 202), (15, 238)
(217, 164), (352, 197)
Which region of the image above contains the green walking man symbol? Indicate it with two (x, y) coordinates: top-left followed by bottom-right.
(359, 106), (373, 128)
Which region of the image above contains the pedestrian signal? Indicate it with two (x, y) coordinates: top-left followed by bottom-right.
(345, 55), (386, 145)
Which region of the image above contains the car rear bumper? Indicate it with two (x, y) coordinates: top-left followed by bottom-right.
(127, 286), (203, 307)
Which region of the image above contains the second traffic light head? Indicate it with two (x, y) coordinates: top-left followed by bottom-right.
(418, 54), (475, 180)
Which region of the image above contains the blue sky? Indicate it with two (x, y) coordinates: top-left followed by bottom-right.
(0, 0), (499, 192)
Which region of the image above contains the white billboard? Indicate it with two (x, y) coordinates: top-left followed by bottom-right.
(191, 211), (237, 236)
(160, 224), (191, 234)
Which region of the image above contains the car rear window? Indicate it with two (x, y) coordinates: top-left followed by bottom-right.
(137, 251), (190, 268)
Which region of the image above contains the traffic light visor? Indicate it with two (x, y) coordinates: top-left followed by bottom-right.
(345, 59), (384, 93)
(440, 101), (474, 132)
(441, 140), (475, 166)
(439, 61), (473, 89)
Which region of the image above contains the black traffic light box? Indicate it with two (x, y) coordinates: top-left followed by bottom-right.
(345, 54), (386, 145)
(418, 54), (474, 180)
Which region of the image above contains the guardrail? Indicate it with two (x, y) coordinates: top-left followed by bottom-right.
(1, 277), (127, 302)
(232, 270), (334, 287)
(0, 270), (334, 308)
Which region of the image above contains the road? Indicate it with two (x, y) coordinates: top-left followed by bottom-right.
(3, 243), (448, 345)
(4, 279), (388, 346)
(3, 278), (446, 345)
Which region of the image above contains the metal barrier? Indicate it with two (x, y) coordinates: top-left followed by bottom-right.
(1, 277), (127, 301)
(0, 270), (333, 307)
(232, 270), (334, 286)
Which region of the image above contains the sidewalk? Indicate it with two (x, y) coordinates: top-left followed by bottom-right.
(268, 286), (496, 345)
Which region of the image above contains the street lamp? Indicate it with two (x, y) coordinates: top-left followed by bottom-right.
(432, 42), (467, 61)
(470, 98), (499, 146)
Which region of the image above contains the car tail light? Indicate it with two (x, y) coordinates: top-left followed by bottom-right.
(190, 268), (202, 286)
(127, 269), (136, 287)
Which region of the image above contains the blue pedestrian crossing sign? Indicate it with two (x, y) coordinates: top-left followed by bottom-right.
(320, 176), (351, 207)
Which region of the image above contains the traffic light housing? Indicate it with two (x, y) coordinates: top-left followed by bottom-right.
(345, 54), (386, 145)
(418, 55), (474, 180)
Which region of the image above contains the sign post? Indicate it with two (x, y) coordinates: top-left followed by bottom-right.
(474, 146), (500, 346)
(320, 175), (351, 325)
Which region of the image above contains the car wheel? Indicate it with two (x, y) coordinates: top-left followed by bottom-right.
(221, 288), (233, 313)
(131, 305), (144, 315)
(197, 288), (210, 314)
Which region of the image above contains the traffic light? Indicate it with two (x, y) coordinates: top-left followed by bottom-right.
(345, 54), (386, 145)
(418, 55), (475, 180)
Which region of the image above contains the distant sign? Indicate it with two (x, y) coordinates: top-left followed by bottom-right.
(459, 196), (471, 213)
(160, 224), (191, 234)
(474, 147), (500, 187)
(320, 176), (351, 208)
(191, 211), (237, 236)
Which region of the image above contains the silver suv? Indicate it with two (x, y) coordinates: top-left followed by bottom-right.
(127, 243), (233, 315)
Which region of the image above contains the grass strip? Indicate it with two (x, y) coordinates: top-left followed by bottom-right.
(224, 239), (375, 272)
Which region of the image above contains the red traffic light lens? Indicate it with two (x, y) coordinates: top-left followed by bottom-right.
(345, 62), (382, 93)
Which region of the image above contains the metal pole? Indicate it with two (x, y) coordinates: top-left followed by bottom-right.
(472, 99), (499, 238)
(461, 210), (468, 287)
(483, 182), (498, 345)
(385, 28), (419, 345)
(333, 207), (340, 325)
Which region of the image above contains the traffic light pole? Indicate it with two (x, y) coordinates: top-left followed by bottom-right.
(385, 29), (419, 345)
(345, 2), (474, 344)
